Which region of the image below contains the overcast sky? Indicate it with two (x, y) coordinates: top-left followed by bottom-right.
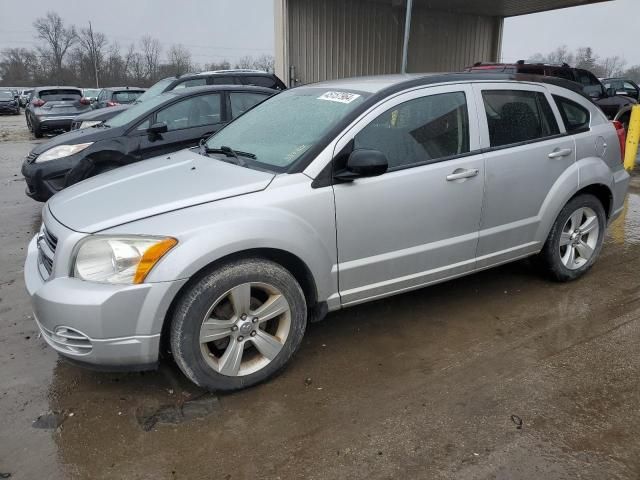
(0, 0), (637, 68)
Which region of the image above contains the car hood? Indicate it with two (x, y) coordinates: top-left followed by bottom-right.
(74, 105), (129, 122)
(48, 149), (275, 233)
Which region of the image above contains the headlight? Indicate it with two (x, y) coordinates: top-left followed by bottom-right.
(36, 142), (93, 163)
(73, 236), (177, 284)
(80, 120), (102, 129)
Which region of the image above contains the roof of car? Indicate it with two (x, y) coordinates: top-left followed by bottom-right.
(34, 86), (82, 91)
(102, 86), (146, 91)
(308, 72), (587, 96)
(167, 85), (275, 97)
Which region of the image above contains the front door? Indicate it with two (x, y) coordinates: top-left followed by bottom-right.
(473, 83), (575, 267)
(130, 92), (225, 160)
(332, 85), (485, 306)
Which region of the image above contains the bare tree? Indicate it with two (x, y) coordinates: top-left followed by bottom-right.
(78, 22), (107, 87)
(0, 48), (40, 85)
(166, 44), (192, 76)
(204, 60), (231, 71)
(546, 45), (574, 66)
(234, 54), (275, 72)
(600, 56), (627, 78)
(140, 35), (162, 81)
(33, 11), (77, 82)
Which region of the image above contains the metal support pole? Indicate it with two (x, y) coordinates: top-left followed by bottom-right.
(401, 0), (414, 74)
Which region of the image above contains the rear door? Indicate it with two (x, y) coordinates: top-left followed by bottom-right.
(128, 92), (224, 160)
(473, 83), (575, 267)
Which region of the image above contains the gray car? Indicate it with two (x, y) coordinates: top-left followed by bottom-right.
(25, 86), (92, 137)
(24, 73), (630, 391)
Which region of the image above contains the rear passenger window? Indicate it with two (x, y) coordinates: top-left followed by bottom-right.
(482, 90), (560, 148)
(242, 76), (277, 89)
(355, 92), (470, 169)
(553, 95), (590, 133)
(229, 92), (269, 119)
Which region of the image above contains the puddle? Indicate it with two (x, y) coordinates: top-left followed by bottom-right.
(135, 394), (221, 431)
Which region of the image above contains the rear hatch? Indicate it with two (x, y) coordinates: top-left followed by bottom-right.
(37, 89), (87, 116)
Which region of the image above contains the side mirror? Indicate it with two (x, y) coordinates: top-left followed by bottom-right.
(334, 149), (388, 181)
(148, 122), (168, 135)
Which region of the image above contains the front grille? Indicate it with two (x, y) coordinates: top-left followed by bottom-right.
(38, 322), (93, 355)
(38, 225), (57, 279)
(43, 226), (58, 252)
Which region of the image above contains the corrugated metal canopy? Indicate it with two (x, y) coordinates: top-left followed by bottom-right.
(410, 0), (613, 17)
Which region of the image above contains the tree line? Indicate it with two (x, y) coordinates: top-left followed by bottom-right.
(0, 11), (275, 88)
(529, 45), (640, 81)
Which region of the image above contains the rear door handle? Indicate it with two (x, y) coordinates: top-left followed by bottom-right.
(548, 148), (573, 159)
(446, 168), (479, 181)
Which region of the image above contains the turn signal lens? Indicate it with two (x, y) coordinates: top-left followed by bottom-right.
(133, 238), (178, 284)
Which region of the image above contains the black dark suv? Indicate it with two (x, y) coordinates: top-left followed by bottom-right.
(466, 61), (637, 126)
(136, 70), (286, 104)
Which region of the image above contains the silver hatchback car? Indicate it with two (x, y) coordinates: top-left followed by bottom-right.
(25, 73), (630, 391)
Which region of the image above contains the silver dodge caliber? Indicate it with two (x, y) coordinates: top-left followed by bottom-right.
(25, 73), (630, 391)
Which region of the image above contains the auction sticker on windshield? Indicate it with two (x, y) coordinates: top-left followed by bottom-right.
(317, 91), (361, 104)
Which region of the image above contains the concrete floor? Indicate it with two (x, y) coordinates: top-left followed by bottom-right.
(1, 113), (639, 480)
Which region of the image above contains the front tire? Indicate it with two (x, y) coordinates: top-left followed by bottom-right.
(170, 259), (307, 391)
(537, 194), (606, 282)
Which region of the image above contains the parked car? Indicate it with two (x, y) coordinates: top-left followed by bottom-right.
(24, 73), (629, 391)
(465, 62), (637, 126)
(70, 105), (129, 130)
(19, 89), (34, 107)
(22, 85), (273, 201)
(135, 69), (286, 105)
(82, 88), (100, 104)
(93, 87), (146, 109)
(602, 77), (640, 101)
(0, 90), (20, 115)
(25, 87), (92, 138)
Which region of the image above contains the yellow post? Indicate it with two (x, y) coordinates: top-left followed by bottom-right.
(624, 105), (640, 171)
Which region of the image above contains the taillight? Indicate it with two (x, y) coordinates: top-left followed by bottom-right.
(613, 120), (626, 163)
(32, 98), (45, 107)
(106, 101), (120, 107)
(80, 97), (91, 105)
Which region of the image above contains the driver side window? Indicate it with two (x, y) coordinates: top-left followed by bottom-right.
(354, 92), (470, 169)
(155, 94), (222, 131)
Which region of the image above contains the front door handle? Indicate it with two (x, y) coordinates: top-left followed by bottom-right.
(446, 168), (479, 181)
(548, 148), (573, 159)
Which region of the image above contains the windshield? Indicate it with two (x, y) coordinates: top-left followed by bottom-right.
(134, 77), (174, 103)
(205, 87), (369, 170)
(105, 92), (177, 128)
(0, 91), (13, 100)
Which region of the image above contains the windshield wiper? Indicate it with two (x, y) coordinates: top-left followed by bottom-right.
(199, 143), (256, 166)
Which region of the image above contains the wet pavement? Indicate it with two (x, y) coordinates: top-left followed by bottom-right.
(1, 113), (640, 479)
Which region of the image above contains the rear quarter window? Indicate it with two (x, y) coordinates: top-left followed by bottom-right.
(112, 91), (145, 103)
(553, 95), (590, 133)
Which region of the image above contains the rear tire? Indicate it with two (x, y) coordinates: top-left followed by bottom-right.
(170, 258), (307, 391)
(537, 194), (606, 282)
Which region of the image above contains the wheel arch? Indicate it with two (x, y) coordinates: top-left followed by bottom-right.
(159, 247), (320, 356)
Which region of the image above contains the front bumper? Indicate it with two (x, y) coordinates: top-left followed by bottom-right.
(24, 234), (187, 369)
(21, 154), (79, 202)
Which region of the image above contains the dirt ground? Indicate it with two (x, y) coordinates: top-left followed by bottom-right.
(1, 113), (639, 480)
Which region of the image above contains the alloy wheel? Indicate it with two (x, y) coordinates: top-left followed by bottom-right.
(199, 282), (291, 377)
(559, 206), (599, 270)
